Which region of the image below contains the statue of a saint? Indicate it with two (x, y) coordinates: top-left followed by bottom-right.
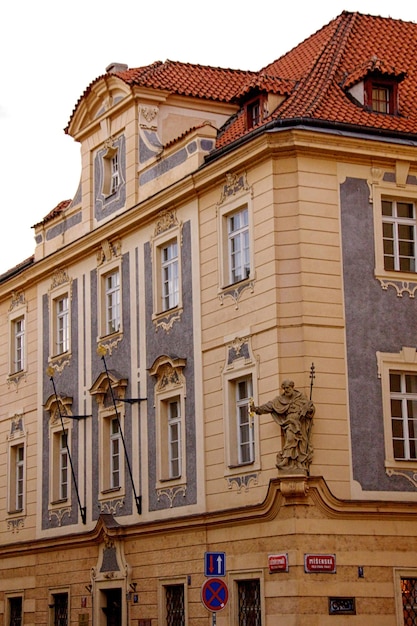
(250, 379), (315, 474)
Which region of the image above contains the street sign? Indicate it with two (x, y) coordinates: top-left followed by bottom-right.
(205, 552), (226, 577)
(304, 554), (336, 573)
(201, 578), (229, 612)
(268, 553), (289, 573)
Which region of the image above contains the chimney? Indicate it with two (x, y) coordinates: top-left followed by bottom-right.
(106, 62), (128, 74)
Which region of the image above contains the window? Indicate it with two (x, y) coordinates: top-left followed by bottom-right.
(401, 578), (417, 624)
(236, 377), (254, 464)
(161, 240), (179, 311)
(103, 146), (120, 196)
(110, 417), (121, 489)
(382, 199), (416, 272)
(7, 596), (22, 626)
(110, 152), (120, 194)
(151, 210), (183, 322)
(225, 373), (258, 469)
(390, 372), (417, 461)
(12, 316), (25, 374)
(51, 429), (70, 503)
(377, 348), (417, 471)
(365, 77), (398, 114)
(237, 579), (262, 626)
(99, 267), (122, 337)
(11, 444), (24, 512)
(219, 199), (253, 294)
(51, 592), (68, 626)
(372, 85), (390, 113)
(160, 396), (183, 480)
(167, 399), (181, 479)
(55, 295), (69, 355)
(59, 433), (69, 500)
(165, 584), (185, 626)
(100, 412), (124, 494)
(228, 208), (250, 284)
(150, 356), (186, 486)
(7, 417), (26, 515)
(223, 335), (259, 473)
(247, 99), (261, 129)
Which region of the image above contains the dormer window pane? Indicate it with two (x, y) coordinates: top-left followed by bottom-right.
(372, 85), (390, 113)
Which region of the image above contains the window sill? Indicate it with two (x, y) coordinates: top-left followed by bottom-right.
(50, 498), (69, 506)
(152, 306), (183, 331)
(385, 459), (417, 472)
(101, 487), (122, 495)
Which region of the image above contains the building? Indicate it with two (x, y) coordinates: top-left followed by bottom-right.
(1, 10), (417, 625)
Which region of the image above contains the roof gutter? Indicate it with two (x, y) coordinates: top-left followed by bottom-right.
(204, 117), (417, 164)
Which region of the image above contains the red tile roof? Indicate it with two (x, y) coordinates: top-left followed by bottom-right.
(217, 11), (417, 148)
(33, 199), (72, 227)
(66, 12), (417, 150)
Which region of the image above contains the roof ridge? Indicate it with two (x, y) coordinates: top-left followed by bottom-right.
(279, 12), (356, 118)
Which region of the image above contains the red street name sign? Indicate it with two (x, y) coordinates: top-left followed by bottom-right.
(268, 553), (289, 573)
(304, 554), (336, 573)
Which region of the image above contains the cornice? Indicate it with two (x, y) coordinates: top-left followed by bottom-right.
(2, 476), (417, 559)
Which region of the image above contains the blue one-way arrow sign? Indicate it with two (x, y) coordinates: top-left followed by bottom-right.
(205, 552), (226, 577)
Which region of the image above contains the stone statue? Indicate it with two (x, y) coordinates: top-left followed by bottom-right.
(250, 379), (315, 474)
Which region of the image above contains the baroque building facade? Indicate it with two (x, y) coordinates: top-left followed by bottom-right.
(1, 11), (417, 626)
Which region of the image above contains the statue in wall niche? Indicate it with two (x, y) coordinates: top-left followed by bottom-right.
(250, 379), (315, 474)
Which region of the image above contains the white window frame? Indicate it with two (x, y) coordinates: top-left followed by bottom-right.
(8, 313), (25, 376)
(8, 442), (25, 513)
(59, 431), (69, 501)
(235, 376), (255, 465)
(382, 198), (416, 272)
(98, 262), (122, 339)
(110, 417), (121, 490)
(55, 294), (70, 355)
(161, 239), (179, 311)
(99, 408), (125, 496)
(152, 227), (182, 318)
(48, 273), (72, 360)
(157, 392), (185, 483)
(218, 196), (254, 290)
(228, 207), (250, 284)
(102, 145), (120, 197)
(377, 347), (417, 472)
(222, 335), (259, 473)
(50, 425), (71, 504)
(151, 356), (187, 487)
(372, 183), (417, 284)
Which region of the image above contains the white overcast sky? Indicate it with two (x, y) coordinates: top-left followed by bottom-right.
(0, 1), (416, 275)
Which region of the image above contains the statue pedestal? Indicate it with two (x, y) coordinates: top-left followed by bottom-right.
(278, 474), (310, 503)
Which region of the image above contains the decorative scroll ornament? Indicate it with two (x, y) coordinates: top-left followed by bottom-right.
(226, 473), (259, 493)
(157, 485), (186, 507)
(217, 171), (251, 206)
(97, 238), (122, 266)
(9, 290), (25, 312)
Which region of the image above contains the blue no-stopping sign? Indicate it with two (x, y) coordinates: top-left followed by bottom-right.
(201, 578), (229, 612)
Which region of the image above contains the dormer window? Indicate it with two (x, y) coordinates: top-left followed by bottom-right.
(364, 75), (400, 115)
(247, 99), (261, 129)
(103, 146), (120, 196)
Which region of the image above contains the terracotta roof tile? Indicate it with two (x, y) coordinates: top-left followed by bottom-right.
(67, 12), (417, 154)
(33, 199), (72, 228)
(216, 11), (417, 148)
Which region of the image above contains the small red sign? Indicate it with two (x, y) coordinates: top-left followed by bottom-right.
(268, 553), (289, 573)
(304, 554), (336, 573)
